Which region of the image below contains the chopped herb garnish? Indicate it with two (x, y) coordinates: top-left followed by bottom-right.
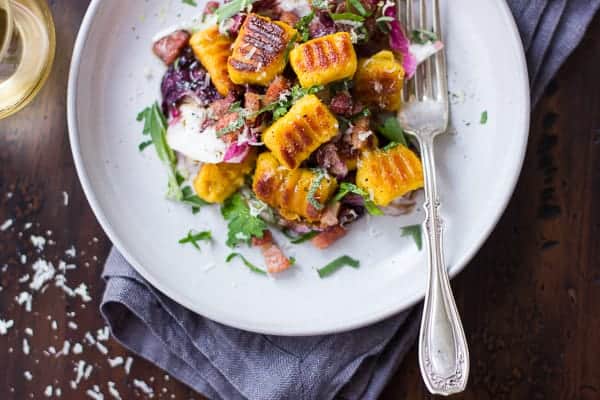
(215, 0), (256, 23)
(289, 231), (319, 244)
(226, 253), (267, 275)
(181, 0), (197, 6)
(181, 186), (209, 209)
(256, 84), (324, 121)
(138, 140), (153, 152)
(378, 117), (408, 147)
(221, 193), (267, 247)
(312, 0), (330, 10)
(295, 12), (315, 42)
(179, 230), (212, 250)
(347, 0), (371, 17)
(334, 182), (383, 216)
(401, 225), (423, 250)
(480, 110), (488, 125)
(307, 169), (329, 211)
(410, 28), (438, 44)
(317, 255), (360, 278)
(330, 12), (365, 22)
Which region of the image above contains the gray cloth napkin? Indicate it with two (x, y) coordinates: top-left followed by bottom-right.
(101, 2), (599, 399)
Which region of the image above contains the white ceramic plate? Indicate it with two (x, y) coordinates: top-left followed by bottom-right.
(68, 0), (529, 335)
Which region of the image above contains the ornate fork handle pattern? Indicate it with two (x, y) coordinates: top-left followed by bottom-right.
(416, 132), (469, 395)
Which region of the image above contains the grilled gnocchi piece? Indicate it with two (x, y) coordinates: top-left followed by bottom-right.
(228, 14), (297, 86)
(252, 152), (338, 222)
(262, 95), (339, 169)
(193, 151), (257, 203)
(289, 32), (357, 88)
(356, 145), (424, 206)
(190, 26), (236, 96)
(354, 51), (405, 111)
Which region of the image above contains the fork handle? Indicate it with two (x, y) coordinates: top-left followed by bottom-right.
(417, 134), (469, 395)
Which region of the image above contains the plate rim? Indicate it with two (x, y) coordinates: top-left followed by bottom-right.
(67, 0), (530, 336)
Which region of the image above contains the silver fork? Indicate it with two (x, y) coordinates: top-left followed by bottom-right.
(397, 0), (469, 395)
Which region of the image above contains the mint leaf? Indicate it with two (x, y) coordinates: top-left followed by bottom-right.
(317, 255), (360, 278)
(181, 0), (197, 6)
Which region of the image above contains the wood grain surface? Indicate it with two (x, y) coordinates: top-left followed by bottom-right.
(1, 2), (599, 399)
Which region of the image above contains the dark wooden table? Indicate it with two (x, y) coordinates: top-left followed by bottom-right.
(1, 2), (599, 399)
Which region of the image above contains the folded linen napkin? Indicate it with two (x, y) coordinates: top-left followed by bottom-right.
(101, 2), (599, 399)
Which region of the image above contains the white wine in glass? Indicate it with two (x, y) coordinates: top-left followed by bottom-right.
(0, 0), (55, 119)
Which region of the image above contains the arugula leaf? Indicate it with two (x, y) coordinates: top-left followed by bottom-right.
(410, 28), (438, 44)
(215, 0), (256, 23)
(221, 193), (267, 247)
(137, 104), (206, 212)
(295, 12), (315, 42)
(317, 255), (360, 278)
(226, 253), (267, 275)
(181, 0), (197, 6)
(179, 230), (212, 250)
(480, 110), (488, 125)
(307, 169), (328, 211)
(378, 117), (408, 147)
(333, 182), (383, 216)
(137, 103), (175, 164)
(401, 225), (423, 250)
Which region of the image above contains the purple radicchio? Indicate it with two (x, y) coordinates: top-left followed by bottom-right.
(161, 47), (220, 119)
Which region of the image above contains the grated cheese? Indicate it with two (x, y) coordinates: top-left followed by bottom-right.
(133, 379), (155, 398)
(0, 218), (13, 231)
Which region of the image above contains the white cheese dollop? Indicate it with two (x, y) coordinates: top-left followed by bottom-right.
(278, 0), (312, 17)
(167, 103), (227, 163)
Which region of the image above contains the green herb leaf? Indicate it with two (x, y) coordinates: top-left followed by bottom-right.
(410, 28), (438, 44)
(255, 84), (324, 121)
(378, 117), (408, 147)
(347, 0), (371, 17)
(137, 103), (175, 164)
(138, 140), (153, 152)
(226, 253), (267, 275)
(317, 255), (360, 278)
(215, 0), (256, 23)
(181, 186), (209, 209)
(480, 110), (488, 125)
(330, 12), (365, 22)
(333, 182), (383, 216)
(307, 169), (329, 211)
(181, 0), (197, 6)
(289, 231), (319, 244)
(295, 12), (315, 42)
(179, 230), (212, 250)
(221, 193), (267, 247)
(401, 225), (422, 250)
(311, 0), (330, 10)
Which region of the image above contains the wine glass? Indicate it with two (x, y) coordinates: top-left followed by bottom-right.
(0, 0), (55, 119)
